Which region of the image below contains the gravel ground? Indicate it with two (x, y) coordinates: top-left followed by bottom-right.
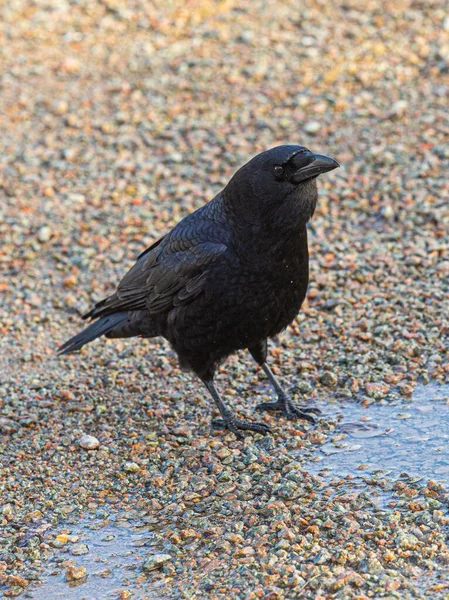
(1, 0), (449, 598)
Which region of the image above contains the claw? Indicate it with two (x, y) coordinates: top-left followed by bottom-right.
(255, 401), (280, 412)
(288, 406), (316, 424)
(212, 418), (271, 439)
(300, 406), (322, 415)
(255, 398), (317, 424)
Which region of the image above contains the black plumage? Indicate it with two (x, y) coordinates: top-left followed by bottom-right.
(59, 145), (339, 439)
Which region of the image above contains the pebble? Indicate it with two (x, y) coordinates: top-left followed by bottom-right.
(382, 205), (394, 219)
(123, 461), (140, 473)
(55, 535), (68, 545)
(388, 100), (409, 119)
(321, 371), (338, 387)
(79, 434), (100, 450)
(396, 532), (420, 550)
(65, 566), (87, 581)
(68, 193), (86, 203)
(304, 120), (321, 135)
(70, 543), (89, 556)
(142, 554), (172, 572)
(62, 57), (81, 74)
(37, 226), (52, 243)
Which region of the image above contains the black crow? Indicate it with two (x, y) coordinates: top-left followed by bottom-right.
(59, 145), (339, 439)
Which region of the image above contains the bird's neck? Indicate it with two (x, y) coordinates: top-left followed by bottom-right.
(223, 186), (312, 238)
(217, 195), (308, 263)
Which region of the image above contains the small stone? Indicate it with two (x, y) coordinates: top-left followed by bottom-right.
(438, 44), (449, 62)
(215, 483), (236, 496)
(321, 371), (338, 387)
(71, 543), (89, 556)
(79, 434), (100, 450)
(279, 118), (292, 129)
(365, 383), (389, 399)
(276, 481), (301, 500)
(37, 226), (52, 243)
(433, 510), (444, 523)
(62, 57), (81, 74)
(444, 16), (449, 32)
(239, 30), (255, 44)
(142, 553), (172, 572)
(302, 36), (316, 47)
(68, 193), (86, 203)
(4, 585), (24, 596)
(398, 383), (413, 396)
(234, 546), (255, 557)
(294, 93), (309, 107)
(295, 381), (313, 394)
(382, 205), (394, 219)
(43, 187), (55, 198)
(65, 565), (87, 581)
(396, 532), (419, 550)
(168, 152), (183, 163)
(388, 100), (409, 119)
(101, 122), (115, 134)
(275, 539), (290, 550)
(304, 120), (321, 135)
(2, 504), (13, 518)
(314, 549), (331, 564)
(0, 418), (19, 434)
(53, 101), (69, 115)
(55, 534), (68, 544)
(123, 461), (140, 473)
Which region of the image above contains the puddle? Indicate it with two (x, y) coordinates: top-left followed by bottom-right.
(26, 519), (167, 600)
(307, 383), (449, 483)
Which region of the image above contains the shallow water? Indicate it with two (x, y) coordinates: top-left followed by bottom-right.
(27, 520), (164, 600)
(309, 383), (449, 483)
(27, 383), (449, 599)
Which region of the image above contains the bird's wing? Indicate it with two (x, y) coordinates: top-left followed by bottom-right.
(136, 234), (166, 260)
(84, 221), (229, 320)
(120, 237), (227, 314)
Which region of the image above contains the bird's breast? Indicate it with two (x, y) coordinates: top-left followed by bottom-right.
(242, 231), (309, 331)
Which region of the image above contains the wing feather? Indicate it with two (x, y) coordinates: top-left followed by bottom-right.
(84, 217), (229, 320)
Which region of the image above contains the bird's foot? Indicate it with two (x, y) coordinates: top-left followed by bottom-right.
(212, 417), (271, 440)
(255, 396), (320, 424)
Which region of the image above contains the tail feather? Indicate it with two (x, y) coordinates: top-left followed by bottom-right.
(58, 313), (128, 355)
(82, 296), (111, 321)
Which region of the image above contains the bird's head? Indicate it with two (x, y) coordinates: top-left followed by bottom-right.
(226, 144), (339, 225)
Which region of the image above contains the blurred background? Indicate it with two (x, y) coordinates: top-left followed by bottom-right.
(1, 0), (448, 381)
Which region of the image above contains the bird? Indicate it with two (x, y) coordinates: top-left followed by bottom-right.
(58, 144), (339, 439)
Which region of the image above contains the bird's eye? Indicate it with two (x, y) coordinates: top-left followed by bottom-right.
(274, 165), (284, 176)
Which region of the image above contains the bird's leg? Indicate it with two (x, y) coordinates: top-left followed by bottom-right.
(201, 378), (271, 440)
(257, 362), (320, 422)
(249, 341), (320, 423)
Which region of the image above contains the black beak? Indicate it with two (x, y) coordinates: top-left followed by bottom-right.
(292, 153), (340, 184)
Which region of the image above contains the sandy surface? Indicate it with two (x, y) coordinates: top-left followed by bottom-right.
(1, 0), (449, 598)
